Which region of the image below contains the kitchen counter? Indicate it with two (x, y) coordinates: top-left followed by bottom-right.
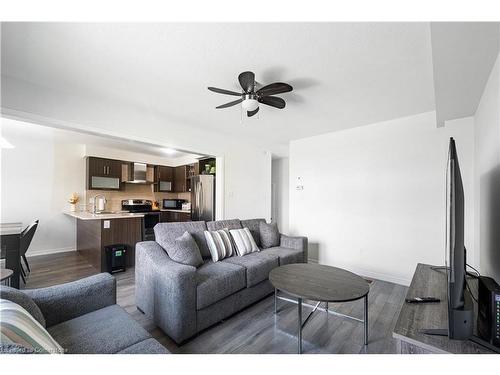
(64, 211), (145, 220)
(158, 209), (191, 214)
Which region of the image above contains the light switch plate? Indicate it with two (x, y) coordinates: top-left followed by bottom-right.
(103, 220), (110, 229)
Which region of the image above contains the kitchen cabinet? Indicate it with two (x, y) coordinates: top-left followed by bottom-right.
(154, 165), (174, 192)
(174, 163), (199, 192)
(186, 163), (199, 192)
(76, 217), (143, 271)
(160, 211), (191, 223)
(174, 166), (187, 192)
(87, 157), (123, 190)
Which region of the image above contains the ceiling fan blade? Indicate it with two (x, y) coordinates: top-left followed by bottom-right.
(238, 71), (255, 93)
(208, 87), (242, 96)
(247, 107), (259, 117)
(216, 98), (243, 109)
(258, 96), (286, 109)
(257, 82), (293, 97)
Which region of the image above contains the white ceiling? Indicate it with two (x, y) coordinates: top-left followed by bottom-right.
(1, 22), (436, 145)
(1, 117), (204, 160)
(431, 22), (500, 126)
(0, 22), (498, 146)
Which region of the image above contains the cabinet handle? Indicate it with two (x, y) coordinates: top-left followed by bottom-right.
(103, 165), (106, 175)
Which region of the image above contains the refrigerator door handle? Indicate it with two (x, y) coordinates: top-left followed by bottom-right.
(195, 181), (200, 220)
(199, 181), (201, 220)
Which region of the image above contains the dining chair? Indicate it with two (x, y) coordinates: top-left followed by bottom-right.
(19, 220), (39, 283)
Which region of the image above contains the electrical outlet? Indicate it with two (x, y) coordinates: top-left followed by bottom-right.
(103, 220), (110, 229)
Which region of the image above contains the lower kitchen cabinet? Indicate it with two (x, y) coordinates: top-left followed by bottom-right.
(160, 211), (191, 223)
(76, 217), (143, 272)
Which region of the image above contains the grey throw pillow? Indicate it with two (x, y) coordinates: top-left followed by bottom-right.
(259, 222), (280, 249)
(165, 231), (204, 267)
(0, 286), (46, 327)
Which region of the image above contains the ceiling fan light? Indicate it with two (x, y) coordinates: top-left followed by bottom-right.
(241, 98), (259, 111)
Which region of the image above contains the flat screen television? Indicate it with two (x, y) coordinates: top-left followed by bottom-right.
(423, 137), (473, 339)
(445, 137), (473, 339)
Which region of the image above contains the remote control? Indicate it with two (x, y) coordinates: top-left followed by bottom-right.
(405, 297), (441, 304)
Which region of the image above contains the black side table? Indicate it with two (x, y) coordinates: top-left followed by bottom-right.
(1, 268), (14, 287)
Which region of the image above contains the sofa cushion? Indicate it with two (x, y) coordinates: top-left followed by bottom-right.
(0, 299), (63, 354)
(0, 285), (46, 327)
(196, 261), (246, 309)
(259, 222), (280, 249)
(117, 338), (169, 354)
(154, 221), (211, 258)
(230, 228), (259, 256)
(260, 246), (304, 265)
(165, 231), (203, 267)
(223, 252), (279, 287)
(48, 305), (150, 354)
(204, 229), (235, 262)
(241, 219), (266, 247)
(206, 219), (242, 231)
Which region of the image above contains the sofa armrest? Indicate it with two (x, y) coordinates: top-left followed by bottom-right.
(24, 273), (116, 328)
(135, 241), (197, 344)
(280, 234), (308, 262)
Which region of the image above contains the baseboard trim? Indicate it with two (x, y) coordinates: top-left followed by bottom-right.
(349, 267), (411, 286)
(306, 258), (410, 286)
(27, 247), (76, 258)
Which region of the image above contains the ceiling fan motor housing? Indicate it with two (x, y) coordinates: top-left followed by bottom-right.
(242, 93), (259, 111)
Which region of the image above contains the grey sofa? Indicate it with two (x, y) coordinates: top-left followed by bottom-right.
(0, 273), (168, 354)
(136, 218), (308, 344)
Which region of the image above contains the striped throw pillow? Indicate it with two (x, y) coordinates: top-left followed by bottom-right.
(0, 299), (64, 354)
(229, 228), (259, 256)
(204, 229), (235, 262)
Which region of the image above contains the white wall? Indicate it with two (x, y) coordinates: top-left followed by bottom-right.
(474, 49), (500, 282)
(289, 111), (475, 285)
(1, 78), (273, 223)
(271, 157), (289, 234)
(0, 118), (86, 256)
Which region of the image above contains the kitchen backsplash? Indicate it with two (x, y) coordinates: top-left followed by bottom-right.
(85, 184), (190, 212)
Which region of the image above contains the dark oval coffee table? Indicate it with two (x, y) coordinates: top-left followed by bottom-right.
(269, 263), (370, 353)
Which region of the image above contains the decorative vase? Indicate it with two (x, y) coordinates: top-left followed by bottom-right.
(70, 203), (77, 212)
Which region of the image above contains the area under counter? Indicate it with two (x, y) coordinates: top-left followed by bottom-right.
(72, 215), (143, 271)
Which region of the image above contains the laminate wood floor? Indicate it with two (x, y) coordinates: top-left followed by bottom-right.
(24, 251), (407, 354)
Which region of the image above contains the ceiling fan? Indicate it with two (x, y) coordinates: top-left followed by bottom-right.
(208, 71), (293, 117)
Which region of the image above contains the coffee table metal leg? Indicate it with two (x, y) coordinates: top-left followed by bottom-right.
(325, 302), (328, 312)
(298, 297), (303, 354)
(364, 294), (368, 346)
(274, 288), (277, 314)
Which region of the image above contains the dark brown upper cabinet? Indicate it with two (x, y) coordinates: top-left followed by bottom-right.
(174, 165), (187, 192)
(154, 165), (174, 192)
(173, 163), (199, 192)
(87, 157), (123, 190)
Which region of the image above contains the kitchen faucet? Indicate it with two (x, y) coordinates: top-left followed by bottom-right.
(91, 194), (107, 214)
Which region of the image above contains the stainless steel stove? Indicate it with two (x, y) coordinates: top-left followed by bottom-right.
(121, 199), (159, 240)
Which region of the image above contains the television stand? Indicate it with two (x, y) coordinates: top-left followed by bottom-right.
(421, 329), (500, 353)
(420, 328), (448, 336)
(393, 263), (495, 353)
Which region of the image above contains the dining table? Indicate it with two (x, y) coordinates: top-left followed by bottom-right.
(0, 222), (23, 289)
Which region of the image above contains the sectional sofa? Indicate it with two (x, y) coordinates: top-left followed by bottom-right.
(0, 273), (168, 354)
(135, 218), (308, 344)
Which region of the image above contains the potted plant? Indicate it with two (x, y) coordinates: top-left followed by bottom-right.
(68, 193), (80, 212)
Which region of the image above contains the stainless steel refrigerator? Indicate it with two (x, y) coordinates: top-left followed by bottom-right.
(190, 174), (215, 222)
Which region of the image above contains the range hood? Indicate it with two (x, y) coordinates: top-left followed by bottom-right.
(124, 162), (152, 184)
